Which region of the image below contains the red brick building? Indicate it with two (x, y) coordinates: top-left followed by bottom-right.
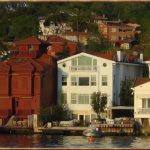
(0, 36), (57, 124)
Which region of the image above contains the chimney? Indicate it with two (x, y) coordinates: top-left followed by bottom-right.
(139, 53), (143, 62)
(117, 51), (122, 62)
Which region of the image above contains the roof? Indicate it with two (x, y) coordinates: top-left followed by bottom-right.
(133, 77), (150, 87)
(15, 36), (50, 45)
(89, 52), (114, 61)
(62, 31), (88, 36)
(47, 35), (77, 55)
(0, 58), (47, 72)
(57, 52), (115, 64)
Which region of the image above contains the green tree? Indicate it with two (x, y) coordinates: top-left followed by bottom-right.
(10, 15), (39, 40)
(91, 91), (107, 120)
(40, 105), (65, 125)
(0, 40), (10, 62)
(119, 79), (134, 106)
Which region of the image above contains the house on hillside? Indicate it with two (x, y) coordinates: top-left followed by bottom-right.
(0, 36), (57, 125)
(98, 20), (141, 50)
(132, 78), (150, 125)
(9, 36), (50, 58)
(57, 51), (143, 123)
(61, 31), (89, 46)
(38, 17), (73, 40)
(46, 35), (77, 58)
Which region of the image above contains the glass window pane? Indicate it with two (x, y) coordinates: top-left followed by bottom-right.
(78, 56), (92, 66)
(72, 58), (77, 66)
(93, 59), (97, 65)
(91, 76), (96, 86)
(71, 76), (77, 86)
(61, 93), (67, 104)
(102, 75), (107, 86)
(142, 98), (146, 108)
(148, 99), (150, 108)
(72, 114), (78, 119)
(79, 77), (89, 86)
(62, 75), (67, 86)
(71, 94), (76, 104)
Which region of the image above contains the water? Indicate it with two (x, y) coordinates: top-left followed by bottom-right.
(0, 134), (149, 148)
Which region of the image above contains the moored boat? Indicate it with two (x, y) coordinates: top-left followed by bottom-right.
(83, 127), (103, 137)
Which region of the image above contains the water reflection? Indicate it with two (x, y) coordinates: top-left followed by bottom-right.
(0, 134), (149, 148)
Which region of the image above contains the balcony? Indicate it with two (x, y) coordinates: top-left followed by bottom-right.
(137, 108), (150, 114)
(70, 65), (97, 71)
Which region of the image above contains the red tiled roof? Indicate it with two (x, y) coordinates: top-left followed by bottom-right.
(62, 31), (88, 36)
(0, 58), (46, 72)
(47, 35), (65, 43)
(89, 52), (114, 61)
(133, 77), (150, 87)
(15, 36), (49, 45)
(47, 35), (77, 55)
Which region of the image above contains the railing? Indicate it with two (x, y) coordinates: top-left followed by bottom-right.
(70, 65), (97, 71)
(137, 108), (150, 114)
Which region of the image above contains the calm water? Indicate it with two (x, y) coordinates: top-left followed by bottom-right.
(0, 134), (149, 148)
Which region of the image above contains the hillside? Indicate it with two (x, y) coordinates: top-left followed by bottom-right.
(0, 2), (150, 58)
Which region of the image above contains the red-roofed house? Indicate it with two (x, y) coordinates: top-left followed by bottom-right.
(98, 20), (141, 49)
(10, 36), (50, 58)
(46, 35), (77, 57)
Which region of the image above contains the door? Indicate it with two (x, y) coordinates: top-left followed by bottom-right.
(79, 115), (84, 126)
(12, 97), (19, 115)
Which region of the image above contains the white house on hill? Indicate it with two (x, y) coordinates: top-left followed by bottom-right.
(57, 52), (143, 123)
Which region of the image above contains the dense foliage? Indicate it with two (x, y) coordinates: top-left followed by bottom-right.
(0, 2), (150, 56)
(119, 79), (134, 106)
(91, 91), (107, 120)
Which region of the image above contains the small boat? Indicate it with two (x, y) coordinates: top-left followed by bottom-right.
(83, 127), (103, 137)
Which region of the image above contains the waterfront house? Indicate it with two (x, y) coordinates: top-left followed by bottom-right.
(57, 51), (143, 123)
(0, 36), (57, 125)
(133, 78), (150, 125)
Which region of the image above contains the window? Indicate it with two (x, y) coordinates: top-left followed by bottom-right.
(91, 76), (96, 86)
(28, 45), (33, 53)
(71, 76), (77, 86)
(93, 59), (97, 71)
(102, 75), (107, 86)
(61, 93), (67, 104)
(72, 114), (78, 119)
(79, 77), (89, 86)
(78, 94), (89, 104)
(62, 75), (67, 86)
(71, 94), (77, 104)
(71, 58), (77, 71)
(142, 98), (150, 108)
(111, 28), (117, 32)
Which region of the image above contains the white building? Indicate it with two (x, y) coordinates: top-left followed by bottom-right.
(133, 78), (150, 125)
(39, 18), (72, 40)
(57, 52), (143, 123)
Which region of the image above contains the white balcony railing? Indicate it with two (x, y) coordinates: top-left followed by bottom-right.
(70, 65), (97, 71)
(137, 108), (150, 114)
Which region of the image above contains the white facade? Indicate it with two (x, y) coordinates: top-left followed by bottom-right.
(133, 81), (150, 120)
(57, 52), (143, 122)
(39, 19), (72, 40)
